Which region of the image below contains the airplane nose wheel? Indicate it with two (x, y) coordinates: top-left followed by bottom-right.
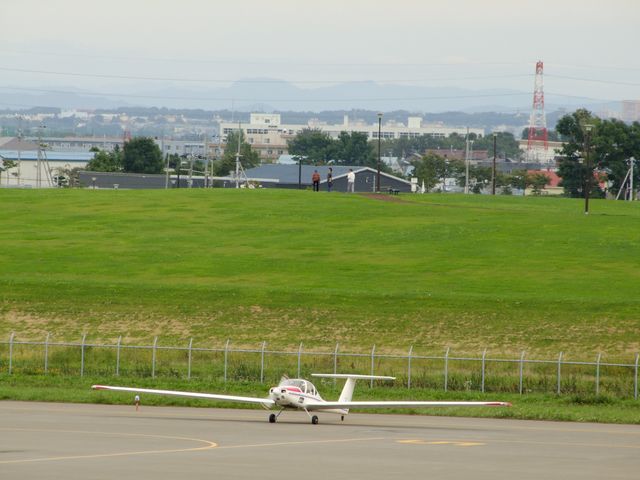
(311, 415), (319, 425)
(269, 413), (276, 423)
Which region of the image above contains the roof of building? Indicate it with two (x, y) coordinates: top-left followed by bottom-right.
(0, 150), (95, 162)
(245, 164), (411, 185)
(0, 137), (40, 150)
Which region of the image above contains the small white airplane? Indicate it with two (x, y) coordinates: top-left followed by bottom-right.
(92, 373), (511, 425)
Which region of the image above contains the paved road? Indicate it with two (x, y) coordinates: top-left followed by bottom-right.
(1, 401), (638, 479)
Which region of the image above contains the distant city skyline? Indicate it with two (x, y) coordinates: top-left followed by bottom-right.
(1, 0), (638, 111)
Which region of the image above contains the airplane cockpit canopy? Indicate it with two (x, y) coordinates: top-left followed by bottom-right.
(279, 378), (317, 396)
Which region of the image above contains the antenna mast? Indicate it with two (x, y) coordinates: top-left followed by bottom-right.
(527, 60), (548, 158)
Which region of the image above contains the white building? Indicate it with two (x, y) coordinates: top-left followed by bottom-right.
(218, 113), (485, 161)
(0, 149), (95, 187)
(518, 139), (565, 164)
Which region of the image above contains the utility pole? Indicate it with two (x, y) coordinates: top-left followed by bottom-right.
(583, 124), (594, 214)
(631, 157), (635, 201)
(492, 132), (497, 195)
(377, 112), (382, 192)
(235, 123), (242, 188)
(464, 127), (470, 194)
(164, 153), (170, 189)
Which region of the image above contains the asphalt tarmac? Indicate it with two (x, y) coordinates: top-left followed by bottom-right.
(0, 401), (638, 480)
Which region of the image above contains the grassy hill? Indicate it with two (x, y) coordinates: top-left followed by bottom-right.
(1, 189), (639, 357)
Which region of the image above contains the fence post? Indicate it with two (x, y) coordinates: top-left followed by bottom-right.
(333, 343), (339, 386)
(444, 347), (450, 392)
(260, 341), (266, 383)
(481, 348), (487, 393)
(519, 351), (526, 395)
(44, 332), (50, 374)
(557, 352), (563, 395)
(297, 342), (303, 378)
(407, 345), (413, 389)
(595, 352), (602, 396)
(80, 334), (87, 377)
(634, 353), (638, 400)
(370, 345), (376, 388)
(224, 339), (230, 383)
(8, 332), (15, 375)
(187, 338), (193, 380)
(151, 336), (158, 379)
(116, 336), (122, 376)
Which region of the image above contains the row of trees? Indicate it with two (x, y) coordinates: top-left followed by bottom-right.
(86, 133), (261, 177)
(382, 131), (522, 160)
(86, 138), (164, 173)
(411, 153), (550, 194)
(287, 129), (377, 166)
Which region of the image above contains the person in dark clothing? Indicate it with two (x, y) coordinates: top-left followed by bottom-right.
(326, 167), (333, 192)
(312, 170), (321, 191)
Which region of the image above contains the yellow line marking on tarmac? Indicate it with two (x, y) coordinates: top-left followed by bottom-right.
(396, 437), (640, 451)
(486, 437), (640, 451)
(0, 427), (218, 465)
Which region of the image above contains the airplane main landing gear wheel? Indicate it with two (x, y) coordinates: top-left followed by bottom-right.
(269, 413), (276, 423)
(311, 415), (319, 425)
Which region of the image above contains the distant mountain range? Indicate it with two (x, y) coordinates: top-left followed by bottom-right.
(0, 79), (617, 114)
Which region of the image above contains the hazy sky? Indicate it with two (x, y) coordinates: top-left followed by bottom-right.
(1, 0), (638, 108)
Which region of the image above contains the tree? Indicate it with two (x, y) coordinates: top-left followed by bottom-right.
(334, 132), (375, 166)
(411, 152), (448, 191)
(469, 165), (492, 194)
(592, 119), (640, 197)
(287, 128), (335, 163)
(213, 131), (260, 176)
(556, 109), (640, 197)
(556, 109), (595, 197)
(122, 137), (163, 174)
(85, 145), (122, 172)
(1, 159), (17, 185)
(528, 172), (551, 195)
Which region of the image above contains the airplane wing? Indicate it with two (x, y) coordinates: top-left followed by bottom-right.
(306, 400), (511, 410)
(91, 385), (275, 406)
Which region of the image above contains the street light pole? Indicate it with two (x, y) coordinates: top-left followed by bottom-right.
(584, 124), (594, 215)
(377, 113), (382, 193)
(492, 132), (497, 195)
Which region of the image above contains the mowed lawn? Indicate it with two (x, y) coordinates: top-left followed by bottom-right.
(1, 189), (639, 357)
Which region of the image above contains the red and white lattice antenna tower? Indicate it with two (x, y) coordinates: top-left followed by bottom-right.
(527, 60), (548, 152)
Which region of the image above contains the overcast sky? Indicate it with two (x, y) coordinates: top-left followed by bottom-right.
(0, 0), (638, 109)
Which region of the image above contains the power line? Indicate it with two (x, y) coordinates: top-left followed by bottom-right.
(0, 50), (530, 68)
(546, 74), (640, 87)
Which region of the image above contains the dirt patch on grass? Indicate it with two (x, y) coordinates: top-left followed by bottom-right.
(361, 193), (412, 203)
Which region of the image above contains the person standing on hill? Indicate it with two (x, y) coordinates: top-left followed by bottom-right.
(347, 169), (355, 193)
(327, 167), (333, 192)
(312, 170), (321, 191)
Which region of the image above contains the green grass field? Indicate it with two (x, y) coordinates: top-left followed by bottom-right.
(1, 189), (639, 358)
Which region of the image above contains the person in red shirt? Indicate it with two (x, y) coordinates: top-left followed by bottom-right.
(312, 170), (321, 191)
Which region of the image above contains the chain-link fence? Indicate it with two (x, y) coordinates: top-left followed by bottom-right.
(1, 333), (638, 399)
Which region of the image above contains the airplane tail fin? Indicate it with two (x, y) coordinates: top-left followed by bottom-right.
(311, 374), (395, 412)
